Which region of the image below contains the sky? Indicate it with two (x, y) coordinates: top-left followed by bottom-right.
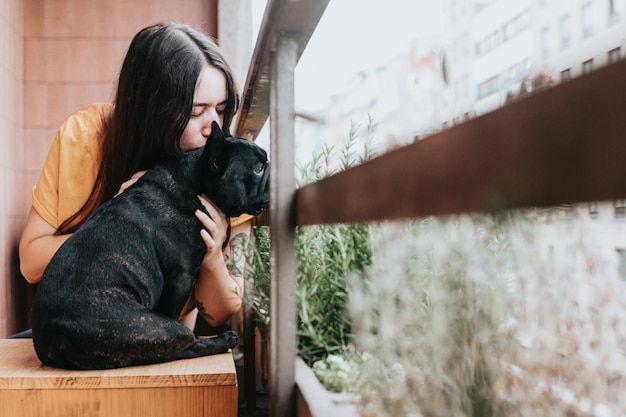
(251, 0), (445, 111)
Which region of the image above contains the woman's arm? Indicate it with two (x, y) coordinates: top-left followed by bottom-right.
(192, 197), (250, 327)
(18, 208), (72, 284)
(19, 172), (146, 285)
(21, 105), (108, 283)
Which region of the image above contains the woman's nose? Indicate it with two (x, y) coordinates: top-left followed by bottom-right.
(201, 108), (219, 136)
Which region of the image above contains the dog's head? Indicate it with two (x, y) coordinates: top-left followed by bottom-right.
(197, 121), (269, 218)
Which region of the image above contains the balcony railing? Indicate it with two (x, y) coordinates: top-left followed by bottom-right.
(235, 1), (626, 416)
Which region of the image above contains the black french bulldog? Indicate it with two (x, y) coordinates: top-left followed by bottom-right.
(32, 121), (269, 370)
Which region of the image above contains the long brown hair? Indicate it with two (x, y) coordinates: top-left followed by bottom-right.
(58, 23), (240, 234)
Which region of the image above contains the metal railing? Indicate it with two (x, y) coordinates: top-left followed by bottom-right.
(235, 2), (330, 416)
(235, 1), (626, 416)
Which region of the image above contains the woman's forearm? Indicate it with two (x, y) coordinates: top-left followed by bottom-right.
(193, 223), (249, 326)
(19, 208), (71, 284)
(193, 256), (243, 326)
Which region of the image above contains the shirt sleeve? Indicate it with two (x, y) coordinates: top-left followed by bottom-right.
(31, 132), (62, 228)
(32, 104), (106, 229)
(230, 213), (254, 228)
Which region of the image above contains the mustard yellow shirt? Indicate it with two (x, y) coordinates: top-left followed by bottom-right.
(33, 103), (106, 229)
(33, 103), (252, 229)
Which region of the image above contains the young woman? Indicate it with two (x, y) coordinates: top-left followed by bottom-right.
(19, 22), (252, 331)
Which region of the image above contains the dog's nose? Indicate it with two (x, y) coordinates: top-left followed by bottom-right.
(252, 200), (267, 216)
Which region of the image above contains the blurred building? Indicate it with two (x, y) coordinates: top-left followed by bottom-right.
(295, 0), (626, 279)
(443, 0), (626, 119)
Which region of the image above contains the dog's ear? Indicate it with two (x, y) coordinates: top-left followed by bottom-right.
(202, 121), (228, 174)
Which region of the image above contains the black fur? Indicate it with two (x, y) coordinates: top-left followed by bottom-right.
(32, 122), (269, 370)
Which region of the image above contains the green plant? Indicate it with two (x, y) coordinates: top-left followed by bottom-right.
(245, 117), (379, 366)
(350, 216), (513, 416)
(351, 212), (626, 417)
(245, 225), (270, 338)
(312, 348), (363, 393)
(296, 221), (371, 364)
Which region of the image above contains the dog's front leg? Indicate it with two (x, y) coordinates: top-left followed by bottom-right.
(155, 270), (198, 318)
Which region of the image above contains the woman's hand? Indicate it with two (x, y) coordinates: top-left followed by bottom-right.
(195, 195), (229, 270)
(115, 170), (147, 197)
(191, 196), (250, 326)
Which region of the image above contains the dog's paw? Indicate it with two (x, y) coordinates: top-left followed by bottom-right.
(221, 330), (239, 348)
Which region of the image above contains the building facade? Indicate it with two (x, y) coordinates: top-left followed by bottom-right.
(443, 0), (626, 118)
(296, 0), (626, 280)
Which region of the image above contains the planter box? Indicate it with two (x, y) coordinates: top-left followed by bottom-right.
(295, 357), (359, 417)
(0, 339), (237, 417)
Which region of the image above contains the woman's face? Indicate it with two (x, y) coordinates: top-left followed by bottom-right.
(180, 65), (228, 152)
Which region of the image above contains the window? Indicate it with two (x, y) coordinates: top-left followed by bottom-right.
(608, 47), (621, 63)
(560, 15), (571, 49)
(541, 27), (551, 58)
(582, 59), (594, 74)
(477, 76), (498, 99)
(477, 59), (532, 99)
(615, 199), (626, 219)
(560, 68), (572, 81)
(504, 20), (516, 40)
(589, 202), (599, 219)
(463, 74), (470, 98)
(475, 10), (531, 56)
(609, 0), (620, 24)
(582, 3), (594, 38)
(617, 248), (626, 281)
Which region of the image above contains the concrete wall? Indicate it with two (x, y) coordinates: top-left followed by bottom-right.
(0, 0), (26, 336)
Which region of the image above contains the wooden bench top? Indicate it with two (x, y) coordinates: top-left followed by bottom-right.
(0, 339), (237, 390)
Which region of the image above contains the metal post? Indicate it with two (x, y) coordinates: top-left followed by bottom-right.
(269, 33), (298, 417)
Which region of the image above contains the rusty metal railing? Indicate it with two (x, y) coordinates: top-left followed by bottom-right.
(297, 59), (626, 224)
(235, 1), (626, 416)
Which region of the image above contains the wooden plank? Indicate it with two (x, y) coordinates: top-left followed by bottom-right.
(296, 58), (626, 225)
(0, 386), (236, 417)
(295, 358), (359, 417)
(0, 339), (237, 389)
(0, 339), (237, 417)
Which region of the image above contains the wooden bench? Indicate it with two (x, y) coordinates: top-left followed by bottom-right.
(0, 339), (237, 417)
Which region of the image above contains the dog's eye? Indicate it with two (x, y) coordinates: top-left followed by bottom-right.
(254, 161), (268, 175)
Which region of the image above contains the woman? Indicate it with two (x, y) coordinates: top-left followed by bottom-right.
(19, 22), (251, 331)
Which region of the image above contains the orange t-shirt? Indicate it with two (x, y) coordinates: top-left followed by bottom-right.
(32, 102), (252, 229)
(32, 103), (106, 230)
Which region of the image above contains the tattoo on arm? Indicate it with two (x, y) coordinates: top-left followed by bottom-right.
(226, 232), (248, 279)
(195, 233), (248, 323)
(195, 301), (215, 322)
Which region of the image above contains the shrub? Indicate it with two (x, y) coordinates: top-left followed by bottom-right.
(245, 118), (378, 366)
(351, 212), (626, 416)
